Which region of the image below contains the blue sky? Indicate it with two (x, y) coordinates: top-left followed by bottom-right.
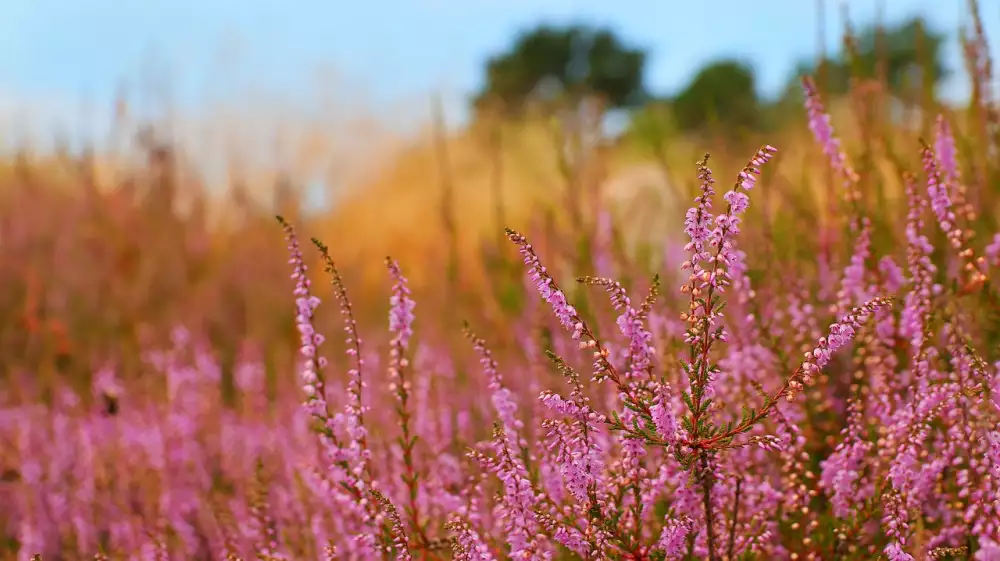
(0, 0), (994, 141)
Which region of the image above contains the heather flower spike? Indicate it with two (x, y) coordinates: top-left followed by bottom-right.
(371, 489), (413, 560)
(277, 215), (330, 418)
(920, 139), (989, 290)
(313, 238), (372, 475)
(446, 519), (497, 561)
(802, 75), (861, 204)
(385, 256), (426, 543)
(677, 146), (777, 451)
(274, 219), (383, 556)
(792, 296), (894, 397)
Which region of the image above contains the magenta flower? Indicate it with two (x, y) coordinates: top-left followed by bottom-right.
(802, 75), (859, 192)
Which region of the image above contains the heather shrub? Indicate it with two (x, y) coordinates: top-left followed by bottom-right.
(5, 10), (1000, 561)
(7, 82), (1000, 558)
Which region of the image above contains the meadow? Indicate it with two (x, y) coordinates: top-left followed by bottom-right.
(3, 9), (1000, 561)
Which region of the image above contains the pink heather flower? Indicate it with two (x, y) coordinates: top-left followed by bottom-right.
(802, 75), (859, 190)
(709, 145), (777, 294)
(593, 208), (615, 277)
(885, 542), (915, 561)
(683, 146), (776, 321)
(934, 115), (961, 187)
(545, 423), (600, 500)
(796, 297), (893, 390)
(992, 362), (1000, 412)
(509, 231), (627, 386)
(139, 529), (169, 561)
(986, 233), (1000, 267)
(372, 490), (412, 561)
(986, 431), (1000, 472)
(539, 353), (607, 505)
(464, 333), (547, 555)
(277, 217), (331, 424)
(386, 257), (416, 350)
(878, 256), (906, 293)
(747, 434), (784, 452)
(250, 465), (283, 559)
(683, 154), (716, 264)
(467, 328), (522, 435)
(386, 258), (417, 411)
(650, 382), (679, 445)
(656, 516), (692, 560)
(976, 538), (1000, 561)
(315, 242), (372, 482)
(446, 519), (497, 561)
(574, 278), (655, 510)
(679, 147), (776, 409)
(491, 424), (547, 560)
(471, 382), (550, 556)
(820, 401), (872, 517)
(538, 419), (572, 502)
(506, 228), (582, 339)
(882, 492), (913, 560)
(550, 524), (589, 557)
(922, 144), (964, 251)
(581, 276), (654, 383)
(279, 232), (380, 552)
(900, 173), (937, 350)
(835, 216), (872, 315)
(385, 257), (424, 535)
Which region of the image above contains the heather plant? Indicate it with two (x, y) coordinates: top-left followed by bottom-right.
(255, 130), (989, 559)
(8, 7), (1000, 561)
(6, 107), (1000, 559)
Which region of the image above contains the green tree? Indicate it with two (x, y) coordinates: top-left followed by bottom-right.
(783, 16), (949, 101)
(671, 59), (761, 134)
(473, 24), (648, 116)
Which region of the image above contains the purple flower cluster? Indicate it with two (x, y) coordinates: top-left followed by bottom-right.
(802, 76), (861, 202)
(10, 74), (1000, 561)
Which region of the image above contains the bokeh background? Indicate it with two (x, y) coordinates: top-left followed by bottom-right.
(1, 0), (996, 394)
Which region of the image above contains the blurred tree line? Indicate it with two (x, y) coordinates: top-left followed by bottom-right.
(470, 17), (948, 141)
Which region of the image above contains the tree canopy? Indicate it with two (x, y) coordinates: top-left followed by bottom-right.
(473, 16), (951, 137)
(787, 16), (948, 101)
(671, 59), (760, 134)
(473, 24), (648, 115)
